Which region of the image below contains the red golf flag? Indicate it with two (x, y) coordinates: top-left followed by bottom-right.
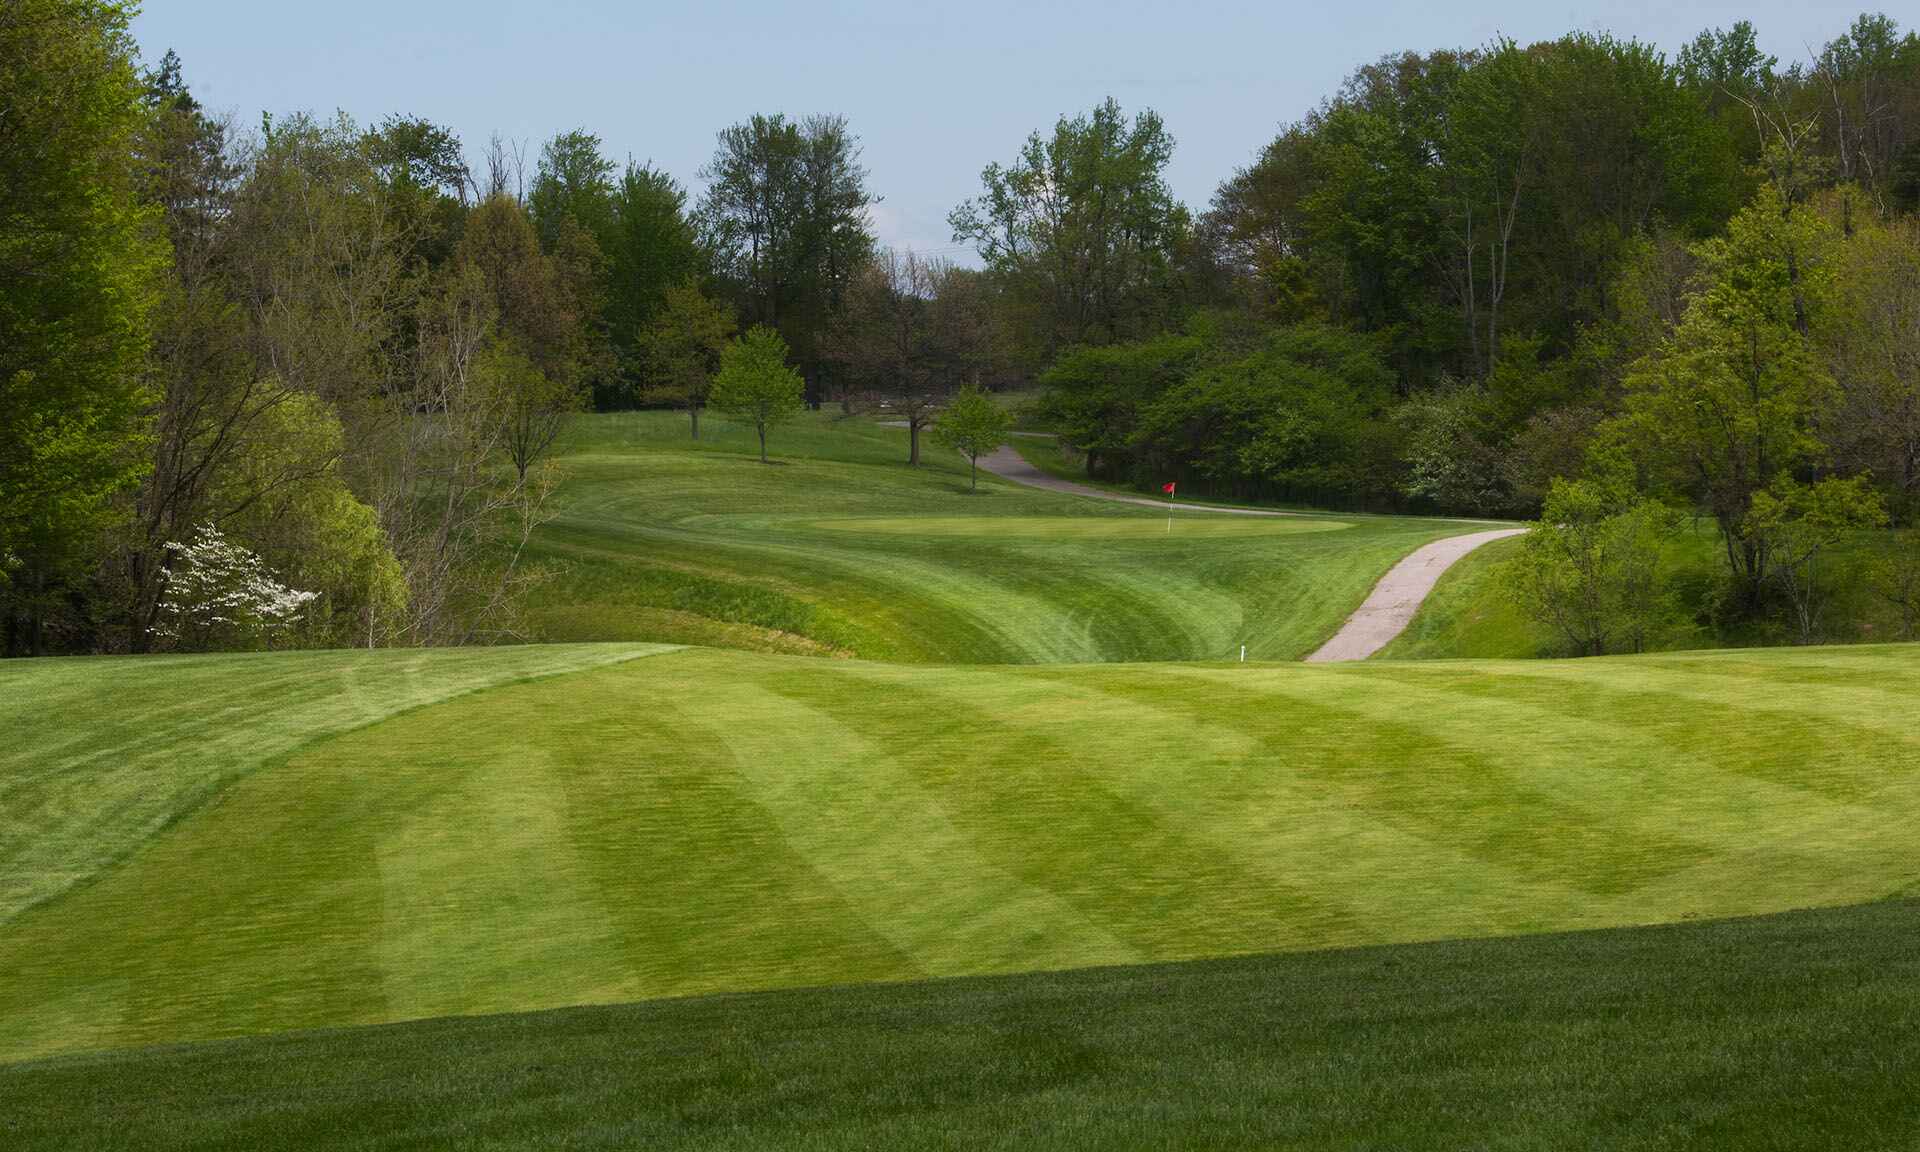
(1162, 482), (1176, 495)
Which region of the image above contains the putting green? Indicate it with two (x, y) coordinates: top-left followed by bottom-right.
(804, 515), (1351, 538)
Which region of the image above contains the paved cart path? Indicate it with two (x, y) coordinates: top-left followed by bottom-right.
(1302, 528), (1528, 662)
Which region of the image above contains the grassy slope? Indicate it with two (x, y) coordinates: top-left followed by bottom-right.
(0, 643), (672, 928)
(1380, 534), (1547, 659)
(522, 412), (1475, 662)
(5, 898), (1916, 1151)
(6, 642), (1918, 1063)
(1390, 523), (1919, 660)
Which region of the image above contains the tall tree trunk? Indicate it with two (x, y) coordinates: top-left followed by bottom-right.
(690, 405), (700, 440)
(909, 419), (921, 466)
(970, 454), (978, 491)
(758, 425), (767, 464)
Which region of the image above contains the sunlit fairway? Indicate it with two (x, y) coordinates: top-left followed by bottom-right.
(518, 412), (1486, 662)
(5, 642), (1918, 1066)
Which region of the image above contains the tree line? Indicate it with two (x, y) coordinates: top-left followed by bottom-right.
(1014, 16), (1920, 650)
(6, 1), (1920, 655)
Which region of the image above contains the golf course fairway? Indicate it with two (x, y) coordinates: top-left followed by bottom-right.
(5, 642), (1917, 1064)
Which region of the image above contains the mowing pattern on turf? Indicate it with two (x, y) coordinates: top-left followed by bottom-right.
(3, 643), (1917, 1062)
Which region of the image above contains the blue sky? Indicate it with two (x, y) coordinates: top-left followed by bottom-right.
(133, 1), (1886, 257)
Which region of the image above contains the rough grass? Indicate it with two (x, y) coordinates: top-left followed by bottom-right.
(4, 898), (1916, 1150)
(5, 642), (1918, 1064)
(522, 412), (1479, 662)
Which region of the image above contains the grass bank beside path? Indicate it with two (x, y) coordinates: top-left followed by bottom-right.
(5, 898), (1916, 1151)
(5, 642), (1917, 1063)
(522, 412), (1482, 663)
(1380, 534), (1546, 659)
(0, 643), (673, 928)
(1388, 524), (1918, 659)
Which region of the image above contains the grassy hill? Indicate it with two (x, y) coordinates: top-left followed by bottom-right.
(5, 641), (1917, 1064)
(518, 412), (1491, 662)
(4, 898), (1916, 1150)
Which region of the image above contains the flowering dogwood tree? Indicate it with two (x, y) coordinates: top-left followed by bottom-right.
(152, 525), (319, 651)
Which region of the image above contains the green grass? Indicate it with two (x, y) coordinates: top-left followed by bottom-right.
(1380, 534), (1548, 659)
(6, 642), (1918, 1064)
(0, 643), (672, 927)
(521, 412), (1483, 662)
(1390, 524), (1916, 659)
(4, 897), (1916, 1150)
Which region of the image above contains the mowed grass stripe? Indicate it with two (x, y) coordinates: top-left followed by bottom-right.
(768, 660), (1363, 959)
(1160, 662), (1904, 907)
(6, 644), (1920, 1062)
(0, 643), (675, 926)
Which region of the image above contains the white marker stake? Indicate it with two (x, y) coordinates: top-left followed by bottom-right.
(1240, 644), (1246, 663)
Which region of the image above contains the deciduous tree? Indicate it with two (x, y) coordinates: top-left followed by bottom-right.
(711, 326), (805, 463)
(932, 386), (1014, 491)
(641, 278), (736, 439)
(950, 98), (1185, 362)
(0, 0), (168, 654)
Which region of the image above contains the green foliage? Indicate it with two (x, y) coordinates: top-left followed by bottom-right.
(1819, 211), (1920, 518)
(364, 114), (469, 270)
(214, 391), (407, 648)
(710, 326), (805, 462)
(529, 129), (617, 253)
(930, 386), (1014, 490)
(1038, 334), (1209, 479)
(951, 98), (1186, 362)
(1505, 479), (1687, 655)
(1618, 186), (1840, 610)
(1392, 386), (1509, 513)
(1136, 323), (1395, 503)
(697, 114), (875, 386)
(605, 164), (701, 402)
(1868, 529), (1920, 638)
(1743, 474), (1888, 642)
(640, 277), (736, 438)
(1209, 31), (1749, 388)
(0, 0), (167, 651)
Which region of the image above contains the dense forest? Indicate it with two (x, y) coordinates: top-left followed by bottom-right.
(5, 1), (1920, 655)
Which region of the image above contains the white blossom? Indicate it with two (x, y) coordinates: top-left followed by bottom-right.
(152, 525), (319, 649)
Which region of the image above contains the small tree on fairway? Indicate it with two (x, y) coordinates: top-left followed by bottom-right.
(933, 386), (1014, 491)
(711, 325), (805, 463)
